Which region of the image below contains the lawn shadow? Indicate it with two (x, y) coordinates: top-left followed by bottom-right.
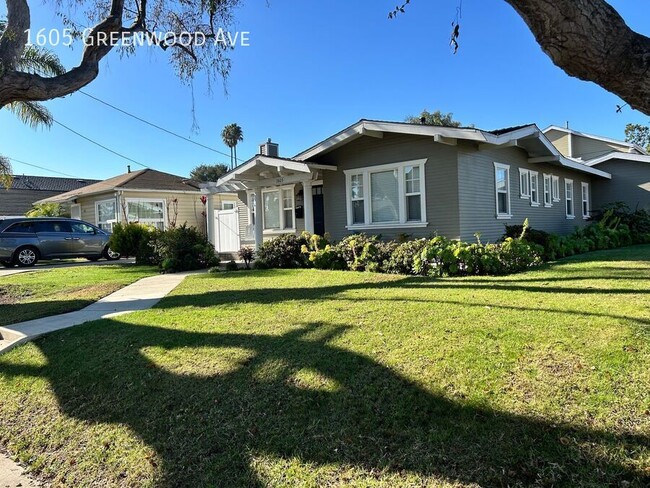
(1, 320), (648, 486)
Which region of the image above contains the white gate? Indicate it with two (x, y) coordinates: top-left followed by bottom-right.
(214, 209), (241, 252)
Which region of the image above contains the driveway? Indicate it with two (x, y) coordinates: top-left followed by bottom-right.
(0, 258), (136, 277)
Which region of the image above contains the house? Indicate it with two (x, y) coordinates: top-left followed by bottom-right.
(37, 168), (235, 232)
(543, 125), (650, 212)
(0, 175), (99, 216)
(204, 120), (649, 251)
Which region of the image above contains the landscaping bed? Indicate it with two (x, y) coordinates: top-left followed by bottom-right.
(0, 246), (648, 486)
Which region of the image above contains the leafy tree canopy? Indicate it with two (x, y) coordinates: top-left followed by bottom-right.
(190, 163), (229, 182)
(405, 109), (462, 127)
(624, 124), (650, 152)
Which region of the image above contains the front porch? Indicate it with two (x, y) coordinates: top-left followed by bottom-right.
(204, 155), (335, 251)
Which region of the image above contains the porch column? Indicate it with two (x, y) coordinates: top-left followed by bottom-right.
(205, 193), (217, 249)
(254, 187), (263, 250)
(303, 180), (314, 234)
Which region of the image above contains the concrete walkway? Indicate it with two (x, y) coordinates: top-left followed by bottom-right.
(0, 272), (190, 355)
(0, 452), (39, 487)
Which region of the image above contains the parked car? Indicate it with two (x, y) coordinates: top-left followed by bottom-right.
(0, 217), (121, 267)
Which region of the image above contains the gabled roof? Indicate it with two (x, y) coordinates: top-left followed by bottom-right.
(294, 119), (611, 179)
(584, 151), (650, 167)
(37, 169), (201, 204)
(2, 175), (99, 192)
(543, 125), (647, 155)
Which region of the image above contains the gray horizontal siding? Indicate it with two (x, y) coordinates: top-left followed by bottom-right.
(458, 145), (593, 242)
(591, 160), (650, 212)
(315, 132), (460, 241)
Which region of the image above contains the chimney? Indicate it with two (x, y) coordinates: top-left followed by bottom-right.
(127, 165), (131, 173)
(259, 138), (279, 157)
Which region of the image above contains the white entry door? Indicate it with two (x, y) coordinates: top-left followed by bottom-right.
(214, 209), (241, 252)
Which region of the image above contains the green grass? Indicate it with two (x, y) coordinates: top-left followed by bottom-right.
(0, 246), (649, 487)
(0, 264), (157, 327)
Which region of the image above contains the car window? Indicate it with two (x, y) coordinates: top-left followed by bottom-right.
(34, 221), (72, 233)
(4, 221), (35, 233)
(71, 222), (96, 234)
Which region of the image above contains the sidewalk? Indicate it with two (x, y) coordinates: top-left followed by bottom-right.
(0, 272), (191, 355)
(0, 453), (39, 487)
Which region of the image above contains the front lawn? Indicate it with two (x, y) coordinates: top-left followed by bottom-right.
(0, 245), (649, 486)
(0, 264), (157, 327)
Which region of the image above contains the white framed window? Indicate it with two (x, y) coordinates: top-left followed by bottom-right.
(344, 159), (427, 229)
(519, 168), (530, 198)
(494, 162), (511, 219)
(125, 198), (166, 230)
(565, 179), (575, 219)
(543, 174), (552, 207)
(530, 171), (540, 206)
(95, 199), (117, 232)
(552, 175), (560, 202)
(257, 185), (295, 232)
(222, 201), (236, 210)
(581, 182), (590, 219)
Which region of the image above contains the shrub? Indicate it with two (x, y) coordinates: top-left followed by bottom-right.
(335, 234), (395, 272)
(503, 223), (555, 260)
(108, 222), (156, 264)
(151, 224), (218, 273)
(384, 238), (428, 275)
(256, 234), (308, 268)
(301, 233), (346, 270)
(238, 247), (254, 269)
(225, 260), (239, 272)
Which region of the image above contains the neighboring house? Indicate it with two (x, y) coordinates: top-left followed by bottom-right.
(0, 175), (99, 216)
(36, 168), (231, 232)
(543, 125), (650, 212)
(205, 121), (626, 251)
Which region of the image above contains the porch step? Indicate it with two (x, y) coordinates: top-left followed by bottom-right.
(218, 252), (240, 262)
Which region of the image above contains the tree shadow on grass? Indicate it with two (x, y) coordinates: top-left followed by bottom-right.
(1, 320), (648, 486)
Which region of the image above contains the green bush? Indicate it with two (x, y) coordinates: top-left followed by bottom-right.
(238, 247), (254, 269)
(108, 222), (156, 264)
(335, 234), (395, 272)
(151, 224), (218, 273)
(225, 260), (239, 272)
(503, 223), (555, 260)
(384, 238), (429, 275)
(301, 233), (346, 270)
(256, 234), (308, 268)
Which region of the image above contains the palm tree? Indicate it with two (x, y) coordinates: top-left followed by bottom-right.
(221, 123), (244, 169)
(0, 20), (65, 187)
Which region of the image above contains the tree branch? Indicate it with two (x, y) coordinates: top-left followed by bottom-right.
(505, 0), (650, 114)
(0, 0), (30, 71)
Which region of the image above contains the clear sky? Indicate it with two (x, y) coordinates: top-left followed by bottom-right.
(1, 0), (649, 180)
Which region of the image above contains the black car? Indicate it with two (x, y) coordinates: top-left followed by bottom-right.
(0, 217), (120, 267)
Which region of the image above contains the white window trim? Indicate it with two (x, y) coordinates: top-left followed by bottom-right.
(519, 168), (530, 198)
(581, 182), (590, 219)
(222, 200), (236, 210)
(343, 159), (428, 230)
(543, 173), (552, 208)
(249, 185), (296, 234)
(95, 198), (117, 230)
(494, 162), (512, 220)
(565, 179), (575, 219)
(529, 171), (540, 207)
(551, 175), (561, 202)
(124, 198), (167, 229)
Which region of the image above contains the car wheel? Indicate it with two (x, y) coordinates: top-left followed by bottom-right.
(103, 247), (121, 261)
(13, 246), (39, 267)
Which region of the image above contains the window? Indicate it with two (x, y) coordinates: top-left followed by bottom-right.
(494, 162), (511, 219)
(543, 174), (552, 207)
(530, 171), (540, 206)
(551, 175), (560, 202)
(344, 159), (427, 228)
(96, 199), (117, 232)
(35, 221), (72, 233)
(405, 165), (422, 221)
(581, 182), (590, 218)
(565, 179), (574, 219)
(282, 189), (294, 230)
(222, 201), (236, 210)
(126, 199), (165, 230)
(249, 193), (256, 226)
(350, 174), (365, 224)
(71, 222), (96, 234)
(519, 168), (530, 198)
(259, 186), (295, 231)
(4, 221), (35, 233)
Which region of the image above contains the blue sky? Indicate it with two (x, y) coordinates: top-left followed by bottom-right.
(1, 0), (649, 180)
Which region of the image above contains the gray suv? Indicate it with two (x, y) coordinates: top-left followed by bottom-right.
(0, 218), (120, 267)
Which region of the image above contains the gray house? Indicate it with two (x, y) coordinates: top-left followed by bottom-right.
(205, 120), (649, 252)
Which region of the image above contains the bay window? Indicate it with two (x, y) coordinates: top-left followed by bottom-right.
(494, 162), (511, 219)
(255, 186), (295, 232)
(344, 159), (427, 229)
(263, 190), (281, 230)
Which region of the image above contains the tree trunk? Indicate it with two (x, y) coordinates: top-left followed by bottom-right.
(505, 0), (650, 114)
